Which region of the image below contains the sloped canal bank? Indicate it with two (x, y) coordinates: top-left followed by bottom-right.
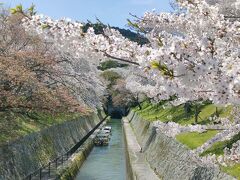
(76, 118), (126, 180)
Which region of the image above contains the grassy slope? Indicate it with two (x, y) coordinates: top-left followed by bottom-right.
(176, 130), (219, 149)
(133, 101), (232, 149)
(200, 132), (240, 156)
(0, 111), (82, 145)
(133, 101), (239, 178)
(133, 101), (232, 125)
(221, 164), (240, 180)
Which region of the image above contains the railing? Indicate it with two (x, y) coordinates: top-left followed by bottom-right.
(23, 116), (108, 180)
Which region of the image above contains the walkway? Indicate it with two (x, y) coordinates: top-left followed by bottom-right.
(123, 118), (160, 180)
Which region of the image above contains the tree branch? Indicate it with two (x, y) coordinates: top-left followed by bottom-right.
(224, 16), (240, 19)
(103, 52), (140, 66)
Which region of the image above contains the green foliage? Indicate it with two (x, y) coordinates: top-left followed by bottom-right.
(176, 130), (219, 149)
(127, 19), (142, 31)
(201, 132), (240, 156)
(41, 24), (51, 29)
(10, 4), (36, 16)
(150, 60), (174, 78)
(10, 4), (23, 14)
(126, 19), (148, 37)
(10, 8), (17, 14)
(221, 164), (240, 179)
(28, 4), (36, 16)
(100, 70), (121, 86)
(97, 60), (128, 71)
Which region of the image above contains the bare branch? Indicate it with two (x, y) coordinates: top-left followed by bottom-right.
(103, 51), (140, 66)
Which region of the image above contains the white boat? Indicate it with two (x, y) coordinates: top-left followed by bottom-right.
(100, 129), (111, 135)
(103, 126), (112, 132)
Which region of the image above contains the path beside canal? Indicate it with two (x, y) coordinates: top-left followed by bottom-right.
(123, 118), (160, 180)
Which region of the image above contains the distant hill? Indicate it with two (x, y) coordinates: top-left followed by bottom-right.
(82, 22), (149, 45)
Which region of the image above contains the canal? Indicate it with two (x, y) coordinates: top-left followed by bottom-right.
(76, 118), (126, 180)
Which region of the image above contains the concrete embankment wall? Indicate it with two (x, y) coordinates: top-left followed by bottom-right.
(0, 112), (105, 180)
(56, 138), (94, 180)
(126, 111), (234, 180)
(56, 120), (107, 180)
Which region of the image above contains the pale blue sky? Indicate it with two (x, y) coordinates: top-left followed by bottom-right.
(2, 0), (172, 28)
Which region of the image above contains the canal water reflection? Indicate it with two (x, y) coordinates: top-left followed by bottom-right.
(76, 119), (126, 180)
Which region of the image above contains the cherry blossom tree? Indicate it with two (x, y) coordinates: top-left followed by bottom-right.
(0, 8), (106, 114)
(86, 0), (240, 105)
(16, 0), (240, 107)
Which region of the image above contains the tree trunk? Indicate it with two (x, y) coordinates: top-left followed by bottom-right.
(134, 94), (142, 110)
(216, 107), (219, 117)
(137, 102), (142, 110)
(184, 102), (191, 118)
(194, 105), (199, 124)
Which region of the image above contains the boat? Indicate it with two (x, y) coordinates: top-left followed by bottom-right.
(100, 128), (111, 135)
(103, 126), (112, 132)
(94, 132), (110, 146)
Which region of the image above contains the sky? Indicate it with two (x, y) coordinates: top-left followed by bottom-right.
(2, 0), (172, 28)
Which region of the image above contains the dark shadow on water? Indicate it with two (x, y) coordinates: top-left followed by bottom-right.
(110, 110), (123, 119)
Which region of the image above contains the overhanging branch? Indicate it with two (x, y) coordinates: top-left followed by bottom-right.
(103, 52), (140, 66)
(224, 16), (240, 19)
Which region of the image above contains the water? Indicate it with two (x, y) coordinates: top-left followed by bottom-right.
(76, 119), (126, 180)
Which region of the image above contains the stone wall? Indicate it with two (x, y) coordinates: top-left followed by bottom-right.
(56, 120), (107, 180)
(127, 111), (234, 180)
(0, 112), (104, 180)
(56, 139), (94, 180)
